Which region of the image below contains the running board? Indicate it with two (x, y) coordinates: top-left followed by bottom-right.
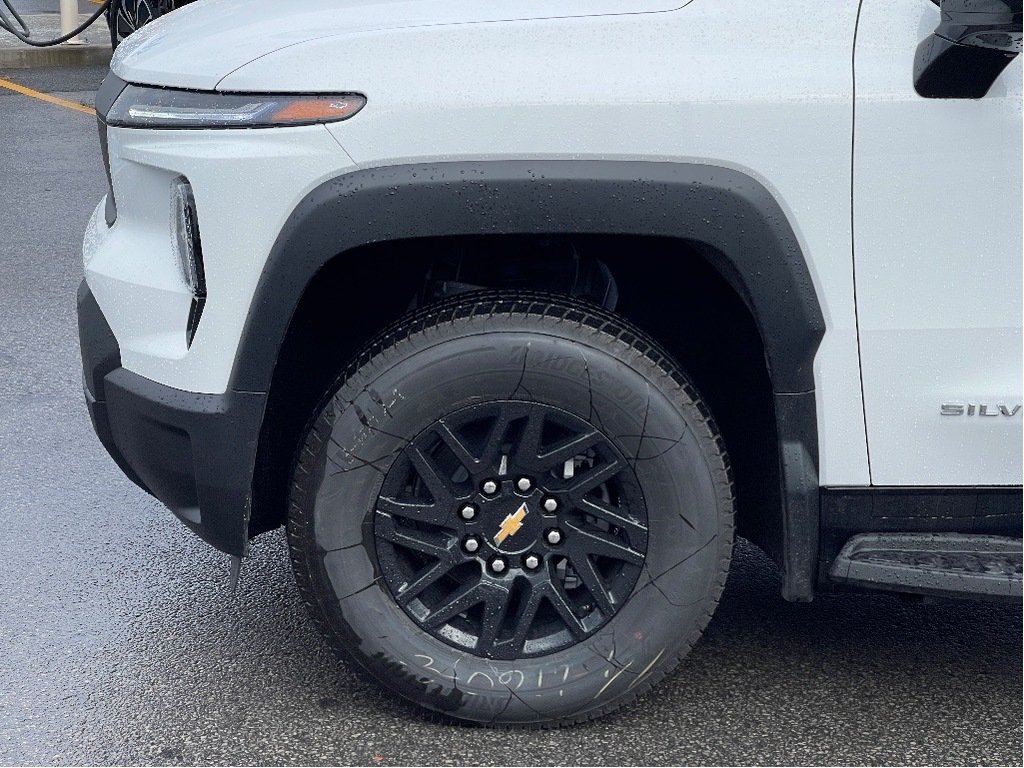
(829, 533), (1022, 602)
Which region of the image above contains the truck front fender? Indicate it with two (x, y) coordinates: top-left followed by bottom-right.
(231, 160), (825, 599)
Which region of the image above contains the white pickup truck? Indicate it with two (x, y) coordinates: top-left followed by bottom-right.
(79, 0), (1022, 726)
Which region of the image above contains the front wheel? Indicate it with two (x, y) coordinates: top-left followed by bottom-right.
(288, 293), (734, 726)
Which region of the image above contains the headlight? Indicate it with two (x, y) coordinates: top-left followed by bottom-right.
(105, 85), (366, 129)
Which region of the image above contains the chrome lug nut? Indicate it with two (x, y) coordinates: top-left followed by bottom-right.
(482, 479), (499, 495)
(542, 497), (558, 512)
(546, 528), (563, 546)
(459, 504), (477, 521)
(516, 477), (532, 492)
(523, 554), (541, 570)
(463, 536), (480, 553)
(490, 556), (507, 574)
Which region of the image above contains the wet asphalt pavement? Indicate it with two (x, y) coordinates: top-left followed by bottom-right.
(0, 65), (1021, 766)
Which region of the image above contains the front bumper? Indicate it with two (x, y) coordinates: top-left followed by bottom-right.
(78, 281), (266, 555)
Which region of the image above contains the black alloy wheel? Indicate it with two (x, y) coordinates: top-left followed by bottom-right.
(288, 292), (734, 726)
(374, 400), (648, 660)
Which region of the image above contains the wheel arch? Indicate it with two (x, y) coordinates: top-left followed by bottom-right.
(236, 160), (825, 601)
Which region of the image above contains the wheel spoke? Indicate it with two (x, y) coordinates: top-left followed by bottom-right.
(536, 429), (602, 471)
(374, 511), (452, 559)
(576, 496), (648, 541)
(434, 421), (481, 473)
(563, 458), (622, 496)
(544, 582), (588, 640)
(570, 554), (616, 616)
(376, 494), (452, 528)
(474, 585), (514, 656)
(117, 7), (137, 33)
(406, 445), (455, 507)
(565, 520), (645, 566)
(422, 578), (489, 629)
(394, 559), (451, 606)
(505, 582), (544, 653)
(512, 410), (545, 467)
(476, 411), (515, 470)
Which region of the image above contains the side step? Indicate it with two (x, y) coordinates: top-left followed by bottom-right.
(829, 533), (1022, 602)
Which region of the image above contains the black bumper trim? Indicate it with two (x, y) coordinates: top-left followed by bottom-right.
(78, 281), (266, 556)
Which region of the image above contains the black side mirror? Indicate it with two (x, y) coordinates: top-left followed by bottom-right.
(914, 0), (1022, 98)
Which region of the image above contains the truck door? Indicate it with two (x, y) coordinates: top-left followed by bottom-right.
(852, 0), (1023, 486)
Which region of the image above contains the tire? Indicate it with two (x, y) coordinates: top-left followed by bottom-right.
(107, 0), (176, 48)
(287, 292), (734, 726)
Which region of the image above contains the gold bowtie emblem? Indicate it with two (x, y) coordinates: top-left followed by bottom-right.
(494, 502), (529, 546)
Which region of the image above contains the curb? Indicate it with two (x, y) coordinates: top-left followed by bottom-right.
(0, 44), (111, 69)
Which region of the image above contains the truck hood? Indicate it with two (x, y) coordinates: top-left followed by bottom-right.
(113, 0), (681, 91)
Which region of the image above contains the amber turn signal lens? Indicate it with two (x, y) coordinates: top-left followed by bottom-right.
(270, 96), (366, 124)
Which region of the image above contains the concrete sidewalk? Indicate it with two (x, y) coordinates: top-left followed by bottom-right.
(0, 12), (111, 68)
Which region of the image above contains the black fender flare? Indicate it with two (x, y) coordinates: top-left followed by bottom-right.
(231, 160), (825, 600)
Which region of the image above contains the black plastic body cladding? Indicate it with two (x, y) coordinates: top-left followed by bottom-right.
(232, 161), (826, 599)
(78, 281), (265, 556)
(233, 161), (823, 394)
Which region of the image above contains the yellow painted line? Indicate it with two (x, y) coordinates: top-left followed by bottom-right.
(0, 76), (95, 116)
